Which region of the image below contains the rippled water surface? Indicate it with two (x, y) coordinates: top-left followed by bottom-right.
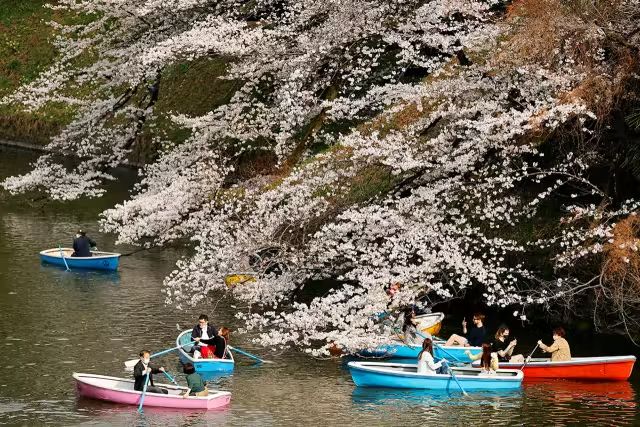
(1, 146), (639, 426)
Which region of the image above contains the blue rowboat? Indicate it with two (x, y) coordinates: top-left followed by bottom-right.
(176, 330), (234, 374)
(358, 341), (481, 363)
(348, 361), (523, 391)
(39, 248), (120, 271)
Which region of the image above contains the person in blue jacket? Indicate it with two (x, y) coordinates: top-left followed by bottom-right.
(72, 230), (96, 257)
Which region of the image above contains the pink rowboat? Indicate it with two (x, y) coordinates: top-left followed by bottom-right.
(73, 373), (231, 410)
(474, 356), (636, 381)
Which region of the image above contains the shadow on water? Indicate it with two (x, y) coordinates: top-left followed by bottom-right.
(74, 398), (230, 426)
(39, 264), (121, 285)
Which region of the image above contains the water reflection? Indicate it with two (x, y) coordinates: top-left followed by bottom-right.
(2, 146), (640, 426)
(525, 380), (636, 414)
(199, 371), (235, 383)
(40, 264), (121, 285)
(75, 398), (230, 426)
(351, 386), (523, 406)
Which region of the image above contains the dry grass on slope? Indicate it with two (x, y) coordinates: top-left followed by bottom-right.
(497, 0), (640, 121)
(601, 215), (640, 291)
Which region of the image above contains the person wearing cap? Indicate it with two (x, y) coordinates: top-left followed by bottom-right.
(72, 229), (97, 257)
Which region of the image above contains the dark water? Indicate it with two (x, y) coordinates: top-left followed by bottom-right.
(0, 146), (639, 426)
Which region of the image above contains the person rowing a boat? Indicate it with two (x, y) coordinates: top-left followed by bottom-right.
(537, 327), (571, 362)
(133, 350), (168, 394)
(71, 229), (96, 257)
(417, 338), (447, 374)
(191, 314), (218, 359)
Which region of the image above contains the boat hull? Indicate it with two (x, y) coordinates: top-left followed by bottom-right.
(176, 330), (235, 373)
(348, 362), (523, 391)
(40, 248), (120, 271)
(360, 342), (481, 363)
(73, 373), (231, 410)
(493, 356), (636, 381)
(415, 312), (444, 336)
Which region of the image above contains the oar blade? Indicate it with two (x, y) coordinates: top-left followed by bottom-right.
(228, 345), (273, 364)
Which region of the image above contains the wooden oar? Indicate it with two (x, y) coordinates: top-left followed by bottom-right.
(58, 245), (70, 271)
(124, 341), (195, 368)
(137, 371), (151, 412)
(443, 361), (468, 396)
(520, 343), (539, 371)
(228, 345), (273, 364)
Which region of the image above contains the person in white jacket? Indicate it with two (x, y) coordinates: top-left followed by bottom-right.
(417, 338), (445, 374)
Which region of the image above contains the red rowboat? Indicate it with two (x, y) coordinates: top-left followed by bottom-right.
(481, 356), (636, 381)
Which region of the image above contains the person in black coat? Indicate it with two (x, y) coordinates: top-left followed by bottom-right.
(191, 314), (218, 358)
(208, 327), (230, 359)
(72, 230), (96, 257)
(191, 314), (218, 342)
(133, 350), (168, 394)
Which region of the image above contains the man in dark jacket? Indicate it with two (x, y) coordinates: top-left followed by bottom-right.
(133, 350), (168, 394)
(72, 230), (96, 257)
(191, 314), (218, 358)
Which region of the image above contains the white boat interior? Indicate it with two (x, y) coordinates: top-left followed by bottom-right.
(352, 362), (522, 378)
(40, 248), (121, 259)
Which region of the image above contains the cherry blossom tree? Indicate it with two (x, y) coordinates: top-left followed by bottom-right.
(3, 0), (640, 352)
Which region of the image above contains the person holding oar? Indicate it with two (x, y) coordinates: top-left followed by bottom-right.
(417, 338), (446, 374)
(71, 229), (96, 257)
(191, 314), (218, 359)
(537, 327), (571, 362)
(133, 350), (168, 395)
(417, 337), (468, 395)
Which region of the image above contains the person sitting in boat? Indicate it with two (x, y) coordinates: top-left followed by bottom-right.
(402, 307), (430, 346)
(182, 362), (208, 397)
(465, 342), (499, 374)
(71, 230), (96, 257)
(417, 338), (446, 374)
(537, 327), (571, 362)
(492, 326), (525, 363)
(191, 314), (218, 359)
(444, 313), (486, 347)
(386, 282), (402, 299)
(212, 327), (230, 359)
(133, 350), (168, 394)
